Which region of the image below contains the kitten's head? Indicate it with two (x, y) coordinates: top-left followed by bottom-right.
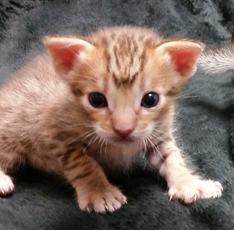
(43, 27), (203, 146)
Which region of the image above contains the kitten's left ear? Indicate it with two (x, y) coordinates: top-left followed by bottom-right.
(43, 36), (94, 77)
(157, 40), (204, 78)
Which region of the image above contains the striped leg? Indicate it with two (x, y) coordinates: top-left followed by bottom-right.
(59, 147), (127, 213)
(148, 140), (223, 203)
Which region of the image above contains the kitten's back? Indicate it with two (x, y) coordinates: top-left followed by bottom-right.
(0, 53), (71, 113)
(0, 53), (72, 150)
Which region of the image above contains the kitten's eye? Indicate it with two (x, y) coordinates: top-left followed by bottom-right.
(141, 92), (159, 108)
(88, 92), (107, 108)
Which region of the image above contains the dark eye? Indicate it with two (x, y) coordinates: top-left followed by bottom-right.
(141, 92), (159, 108)
(88, 92), (107, 108)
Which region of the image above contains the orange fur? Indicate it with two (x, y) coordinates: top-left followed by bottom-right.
(0, 26), (222, 213)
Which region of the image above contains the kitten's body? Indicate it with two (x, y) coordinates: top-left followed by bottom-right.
(0, 26), (222, 213)
(0, 43), (147, 172)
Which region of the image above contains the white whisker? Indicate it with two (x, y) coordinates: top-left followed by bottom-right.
(99, 137), (107, 159)
(91, 134), (100, 144)
(83, 133), (96, 153)
(79, 130), (95, 141)
(177, 85), (206, 100)
(150, 132), (166, 143)
(104, 139), (108, 157)
(141, 138), (147, 154)
(146, 136), (164, 160)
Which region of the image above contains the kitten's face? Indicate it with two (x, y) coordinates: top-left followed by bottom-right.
(80, 73), (170, 145)
(69, 41), (183, 145)
(44, 27), (203, 146)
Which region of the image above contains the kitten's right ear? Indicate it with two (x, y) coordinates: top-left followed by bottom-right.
(43, 36), (94, 76)
(157, 40), (204, 78)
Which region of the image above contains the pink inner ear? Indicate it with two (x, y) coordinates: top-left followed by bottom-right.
(50, 45), (80, 74)
(58, 46), (78, 73)
(44, 37), (95, 77)
(169, 48), (200, 77)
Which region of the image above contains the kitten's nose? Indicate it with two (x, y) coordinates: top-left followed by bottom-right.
(113, 128), (134, 138)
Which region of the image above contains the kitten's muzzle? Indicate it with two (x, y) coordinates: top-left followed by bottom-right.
(113, 128), (134, 139)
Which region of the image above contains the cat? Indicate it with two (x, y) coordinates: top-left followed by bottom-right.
(0, 26), (223, 213)
(198, 44), (234, 74)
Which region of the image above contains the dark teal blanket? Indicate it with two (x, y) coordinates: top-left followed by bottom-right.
(0, 0), (234, 229)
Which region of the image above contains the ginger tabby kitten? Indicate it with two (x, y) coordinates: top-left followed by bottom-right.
(0, 26), (222, 213)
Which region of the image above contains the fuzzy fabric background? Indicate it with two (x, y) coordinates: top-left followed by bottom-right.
(1, 0), (234, 229)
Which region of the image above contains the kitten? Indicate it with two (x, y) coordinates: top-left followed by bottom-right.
(0, 26), (222, 213)
(198, 44), (234, 74)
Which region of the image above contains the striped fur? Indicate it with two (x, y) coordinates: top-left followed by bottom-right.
(0, 26), (222, 213)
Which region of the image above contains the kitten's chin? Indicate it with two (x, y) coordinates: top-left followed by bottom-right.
(110, 136), (137, 145)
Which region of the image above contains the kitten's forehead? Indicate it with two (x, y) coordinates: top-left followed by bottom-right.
(91, 27), (162, 88)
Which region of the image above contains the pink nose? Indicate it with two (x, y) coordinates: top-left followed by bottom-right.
(113, 128), (133, 138)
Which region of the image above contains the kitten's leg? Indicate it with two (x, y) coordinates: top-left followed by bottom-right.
(147, 139), (223, 203)
(59, 147), (127, 213)
(0, 171), (14, 196)
(0, 154), (15, 196)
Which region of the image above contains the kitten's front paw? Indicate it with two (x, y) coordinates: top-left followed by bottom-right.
(168, 179), (223, 204)
(0, 172), (14, 196)
(78, 184), (127, 213)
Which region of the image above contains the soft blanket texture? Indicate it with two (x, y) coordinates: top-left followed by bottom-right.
(1, 0), (234, 229)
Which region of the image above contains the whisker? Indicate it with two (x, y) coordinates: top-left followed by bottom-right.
(80, 130), (96, 141)
(82, 132), (97, 153)
(99, 137), (106, 159)
(85, 131), (97, 138)
(91, 134), (100, 144)
(150, 131), (167, 137)
(146, 136), (164, 160)
(88, 133), (98, 145)
(176, 95), (199, 101)
(177, 85), (206, 99)
(150, 132), (167, 143)
(104, 139), (108, 158)
(68, 129), (95, 145)
(141, 138), (147, 154)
